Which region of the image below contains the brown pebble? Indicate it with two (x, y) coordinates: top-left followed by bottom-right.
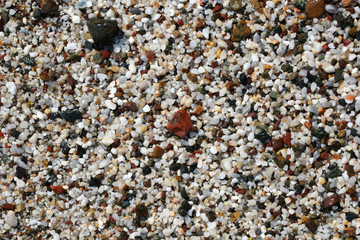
(339, 60), (347, 69)
(323, 193), (340, 208)
(2, 203), (15, 211)
(41, 0), (59, 15)
(305, 219), (318, 233)
(124, 101), (138, 112)
(272, 138), (284, 152)
(145, 51), (156, 62)
(152, 146), (165, 159)
(305, 0), (325, 19)
(231, 20), (251, 42)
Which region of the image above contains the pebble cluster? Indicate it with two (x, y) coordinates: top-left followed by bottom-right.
(1, 0), (360, 239)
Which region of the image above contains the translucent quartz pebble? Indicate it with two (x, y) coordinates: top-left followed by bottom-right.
(75, 0), (92, 9)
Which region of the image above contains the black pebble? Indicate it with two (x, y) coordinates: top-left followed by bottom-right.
(59, 110), (82, 122)
(346, 212), (358, 221)
(169, 162), (180, 171)
(84, 40), (93, 50)
(142, 166), (151, 175)
(178, 201), (191, 217)
(10, 129), (20, 138)
(77, 145), (86, 157)
(16, 166), (27, 179)
(180, 189), (190, 200)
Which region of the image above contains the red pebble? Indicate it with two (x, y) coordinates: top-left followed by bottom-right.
(50, 185), (65, 194)
(283, 132), (291, 147)
(167, 109), (193, 138)
(322, 44), (330, 53)
(177, 19), (184, 26)
(2, 203), (15, 210)
(213, 5), (222, 12)
(102, 50), (110, 60)
(320, 151), (329, 160)
(343, 39), (351, 46)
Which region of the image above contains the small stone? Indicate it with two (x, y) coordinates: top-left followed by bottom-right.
(272, 138), (284, 152)
(136, 204), (148, 220)
(167, 109), (193, 138)
(187, 73), (198, 82)
(50, 185), (65, 194)
(305, 219), (318, 233)
(75, 0), (92, 9)
(178, 201), (191, 217)
(283, 132), (291, 147)
(16, 166), (27, 179)
(254, 127), (271, 144)
(231, 20), (251, 42)
(305, 0), (325, 19)
(250, 0), (260, 10)
(344, 227), (355, 236)
(2, 203), (15, 211)
(152, 146), (164, 159)
(229, 0), (242, 11)
(130, 8), (141, 15)
(87, 18), (120, 46)
(33, 8), (43, 19)
(40, 0), (59, 16)
(145, 51), (156, 62)
(124, 102), (138, 112)
(206, 211), (217, 222)
(119, 232), (129, 240)
(346, 212), (358, 221)
(59, 110), (82, 122)
(21, 56), (36, 66)
(318, 66), (328, 80)
(297, 33), (308, 44)
(323, 193), (340, 208)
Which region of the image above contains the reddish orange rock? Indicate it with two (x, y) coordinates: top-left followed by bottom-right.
(152, 146), (165, 159)
(272, 138), (284, 152)
(305, 0), (325, 19)
(50, 185), (65, 194)
(2, 203), (15, 211)
(167, 109), (192, 138)
(283, 132), (291, 147)
(145, 51), (156, 62)
(323, 193), (340, 208)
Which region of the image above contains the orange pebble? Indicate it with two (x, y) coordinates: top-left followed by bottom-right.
(304, 121), (312, 130)
(345, 94), (355, 103)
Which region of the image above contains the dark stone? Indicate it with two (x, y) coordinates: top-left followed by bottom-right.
(178, 201), (191, 217)
(33, 8), (43, 19)
(323, 193), (340, 208)
(16, 166), (27, 179)
(21, 56), (36, 66)
(346, 212), (358, 221)
(305, 219), (318, 233)
(356, 31), (360, 41)
(136, 204), (149, 220)
(10, 129), (20, 138)
(325, 166), (342, 179)
(273, 25), (282, 35)
(179, 164), (189, 174)
(41, 0), (59, 15)
(169, 162), (180, 171)
(89, 174), (103, 187)
(294, 184), (305, 195)
(334, 69), (343, 82)
(281, 63), (293, 73)
(84, 40), (93, 49)
(77, 145), (86, 157)
(119, 231), (129, 240)
(206, 211), (217, 222)
(129, 8), (141, 15)
(339, 99), (346, 106)
(240, 73), (248, 85)
(297, 32), (308, 43)
(254, 127), (271, 144)
(311, 127), (328, 139)
(180, 189), (190, 200)
(142, 166), (151, 175)
(59, 110), (82, 122)
(318, 66), (328, 80)
(87, 18), (120, 46)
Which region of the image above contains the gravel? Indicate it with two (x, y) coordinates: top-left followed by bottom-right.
(1, 0), (360, 239)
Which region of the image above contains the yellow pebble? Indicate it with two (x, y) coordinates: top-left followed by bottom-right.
(216, 49), (222, 58)
(319, 177), (326, 185)
(141, 125), (147, 133)
(210, 42), (215, 47)
(44, 108), (51, 115)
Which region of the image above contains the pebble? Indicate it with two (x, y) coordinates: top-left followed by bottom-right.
(41, 0), (59, 15)
(323, 193), (340, 208)
(231, 20), (251, 42)
(167, 109), (193, 138)
(59, 110), (82, 122)
(87, 18), (120, 45)
(305, 0), (325, 19)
